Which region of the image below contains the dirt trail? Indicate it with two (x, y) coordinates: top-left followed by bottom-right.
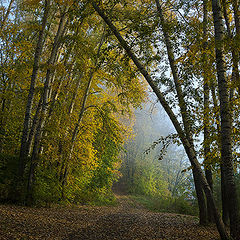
(0, 195), (220, 240)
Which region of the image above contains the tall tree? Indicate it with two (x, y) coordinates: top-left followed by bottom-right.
(212, 0), (240, 238)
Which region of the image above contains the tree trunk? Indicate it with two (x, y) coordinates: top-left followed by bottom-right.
(205, 169), (214, 222)
(60, 72), (94, 199)
(221, 164), (230, 225)
(19, 0), (51, 179)
(91, 2), (229, 239)
(48, 58), (75, 118)
(26, 96), (43, 157)
(212, 0), (240, 238)
(202, 0), (214, 223)
(193, 168), (208, 225)
(222, 0), (240, 94)
(26, 119), (42, 205)
(232, 0), (240, 90)
(68, 71), (82, 114)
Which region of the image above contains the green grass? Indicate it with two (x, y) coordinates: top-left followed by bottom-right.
(130, 195), (198, 216)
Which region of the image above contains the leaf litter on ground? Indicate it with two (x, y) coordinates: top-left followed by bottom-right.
(0, 195), (221, 240)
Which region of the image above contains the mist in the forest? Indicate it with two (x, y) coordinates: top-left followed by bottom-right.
(120, 101), (194, 200)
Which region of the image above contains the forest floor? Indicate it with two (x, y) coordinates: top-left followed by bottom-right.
(0, 193), (220, 240)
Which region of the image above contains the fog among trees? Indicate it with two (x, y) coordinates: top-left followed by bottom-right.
(1, 0), (240, 239)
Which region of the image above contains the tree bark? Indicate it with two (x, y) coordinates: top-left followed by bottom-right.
(91, 1), (229, 239)
(220, 164), (230, 225)
(212, 0), (240, 238)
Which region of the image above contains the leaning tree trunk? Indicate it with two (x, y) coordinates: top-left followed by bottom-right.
(91, 2), (229, 239)
(212, 0), (240, 238)
(26, 95), (43, 157)
(19, 0), (51, 179)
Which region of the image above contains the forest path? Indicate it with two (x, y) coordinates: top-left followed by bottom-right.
(0, 195), (219, 240)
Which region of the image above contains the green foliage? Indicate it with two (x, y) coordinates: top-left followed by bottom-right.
(83, 187), (117, 206)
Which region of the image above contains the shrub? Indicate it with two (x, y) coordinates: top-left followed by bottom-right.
(34, 166), (61, 206)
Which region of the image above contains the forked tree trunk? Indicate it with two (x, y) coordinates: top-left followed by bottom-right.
(91, 2), (229, 239)
(212, 0), (240, 238)
(60, 69), (95, 199)
(19, 0), (51, 179)
(26, 9), (68, 204)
